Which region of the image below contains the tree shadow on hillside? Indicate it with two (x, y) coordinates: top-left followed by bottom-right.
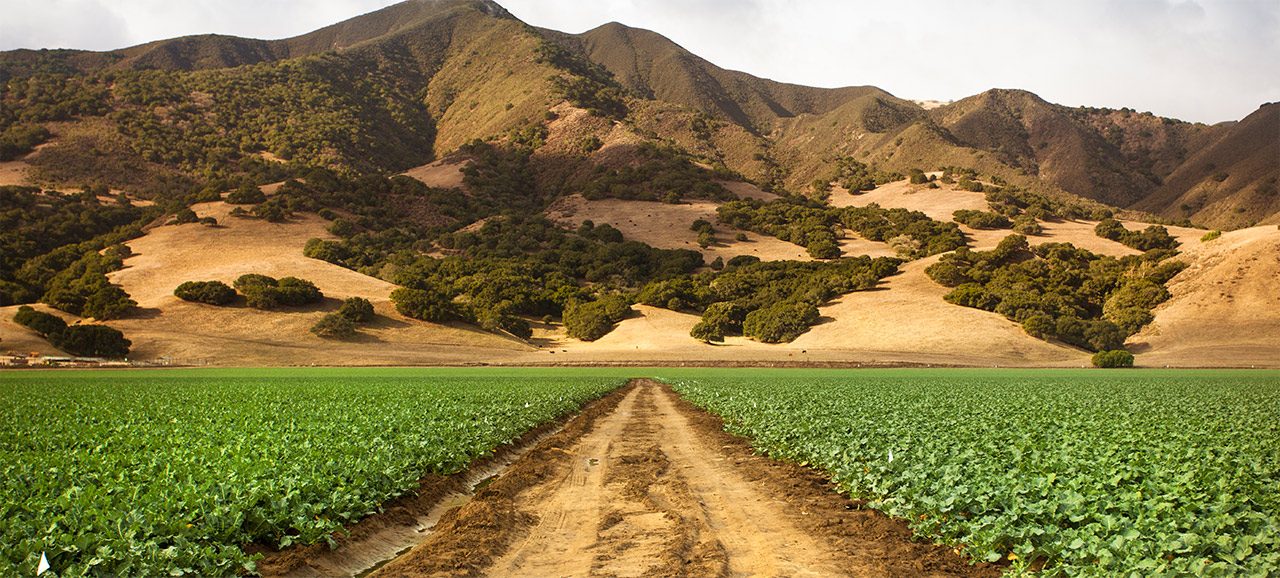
(128, 307), (163, 320)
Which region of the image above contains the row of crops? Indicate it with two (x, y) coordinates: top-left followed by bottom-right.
(0, 371), (624, 576)
(668, 370), (1280, 576)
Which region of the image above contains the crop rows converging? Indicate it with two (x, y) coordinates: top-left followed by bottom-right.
(669, 371), (1280, 577)
(0, 374), (624, 576)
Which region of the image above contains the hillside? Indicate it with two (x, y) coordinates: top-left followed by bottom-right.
(1132, 103), (1280, 229)
(2, 0), (1276, 369)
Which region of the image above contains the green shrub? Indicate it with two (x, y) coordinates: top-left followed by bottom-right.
(691, 302), (747, 342)
(225, 185), (266, 204)
(1091, 350), (1135, 368)
(55, 325), (131, 358)
(390, 287), (461, 323)
(337, 297), (375, 322)
(311, 313), (356, 339)
(953, 210), (1012, 229)
(743, 301), (819, 343)
(171, 208), (199, 224)
(1012, 215), (1043, 235)
(1201, 230), (1221, 242)
(174, 281), (236, 305)
(13, 305), (67, 337)
(564, 295), (631, 341)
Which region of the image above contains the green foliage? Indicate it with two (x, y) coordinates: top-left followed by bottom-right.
(907, 168), (929, 185)
(985, 186), (1094, 221)
(390, 287), (463, 323)
(718, 199), (964, 260)
(310, 313), (357, 339)
(928, 235), (1180, 351)
(1095, 218), (1180, 252)
(958, 178), (986, 192)
(337, 297), (375, 323)
(1, 186), (152, 306)
(640, 257), (897, 343)
(171, 208), (199, 224)
(0, 373), (622, 576)
(743, 301), (819, 343)
(40, 252), (136, 320)
(225, 184), (265, 204)
(1201, 230), (1222, 242)
(952, 209), (1011, 229)
(820, 156), (902, 192)
(13, 306), (131, 356)
(581, 141), (733, 202)
(233, 274), (322, 310)
(534, 41), (628, 118)
(689, 301), (745, 342)
(12, 305), (67, 337)
(1092, 349), (1135, 367)
(0, 124), (52, 161)
(174, 280), (237, 305)
(52, 324), (132, 357)
(1011, 214), (1042, 235)
(563, 295), (631, 341)
(670, 371), (1280, 577)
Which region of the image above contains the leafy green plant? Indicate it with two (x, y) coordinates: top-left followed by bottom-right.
(0, 374), (623, 576)
(670, 371), (1280, 576)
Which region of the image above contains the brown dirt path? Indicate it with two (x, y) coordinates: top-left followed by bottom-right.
(373, 380), (997, 577)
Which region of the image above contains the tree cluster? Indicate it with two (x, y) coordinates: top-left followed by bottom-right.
(173, 281), (237, 305)
(926, 234), (1186, 351)
(633, 256), (899, 343)
(1094, 219), (1180, 252)
(232, 274), (323, 310)
(1, 185), (153, 306)
(41, 252), (136, 320)
(13, 305), (131, 357)
(1091, 350), (1135, 368)
(580, 141), (735, 203)
(311, 297), (376, 339)
(952, 210), (1012, 230)
(717, 199), (965, 260)
(563, 295), (631, 341)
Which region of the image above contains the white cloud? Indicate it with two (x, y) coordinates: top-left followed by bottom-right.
(1, 0), (1274, 123)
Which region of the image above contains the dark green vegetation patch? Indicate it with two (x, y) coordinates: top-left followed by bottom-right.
(0, 372), (623, 576)
(670, 370), (1280, 576)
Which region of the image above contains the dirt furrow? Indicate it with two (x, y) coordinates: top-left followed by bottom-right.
(372, 380), (999, 577)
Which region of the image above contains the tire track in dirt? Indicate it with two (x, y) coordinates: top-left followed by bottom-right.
(373, 380), (999, 577)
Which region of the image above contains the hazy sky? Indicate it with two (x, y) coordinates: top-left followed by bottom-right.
(2, 0), (1276, 124)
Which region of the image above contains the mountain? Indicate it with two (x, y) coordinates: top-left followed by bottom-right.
(1, 0), (1276, 368)
(544, 22), (1274, 215)
(0, 0), (511, 76)
(1132, 103), (1280, 229)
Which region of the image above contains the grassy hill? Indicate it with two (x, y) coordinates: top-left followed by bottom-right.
(1, 0), (1275, 367)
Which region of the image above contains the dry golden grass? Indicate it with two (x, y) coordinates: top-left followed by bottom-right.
(544, 195), (822, 263)
(1129, 226), (1280, 367)
(399, 158), (468, 189)
(103, 200), (533, 365)
(790, 258), (1085, 366)
(11, 175), (1266, 368)
(0, 160), (32, 186)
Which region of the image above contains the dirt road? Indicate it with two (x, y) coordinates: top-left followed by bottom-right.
(370, 381), (996, 577)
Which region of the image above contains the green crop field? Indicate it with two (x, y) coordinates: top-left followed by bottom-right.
(0, 369), (624, 576)
(669, 369), (1280, 577)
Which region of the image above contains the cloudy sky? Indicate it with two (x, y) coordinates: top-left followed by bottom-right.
(2, 0), (1276, 124)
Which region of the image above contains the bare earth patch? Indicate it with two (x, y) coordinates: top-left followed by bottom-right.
(400, 158), (469, 189)
(372, 380), (999, 578)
